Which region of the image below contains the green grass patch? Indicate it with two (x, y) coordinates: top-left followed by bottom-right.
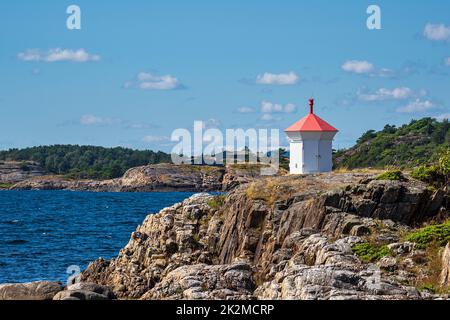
(405, 221), (450, 250)
(376, 170), (405, 181)
(411, 165), (442, 184)
(206, 195), (226, 211)
(0, 183), (13, 189)
(352, 243), (391, 263)
(417, 283), (439, 294)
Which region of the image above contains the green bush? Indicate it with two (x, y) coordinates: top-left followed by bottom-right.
(0, 145), (172, 180)
(411, 165), (441, 183)
(410, 148), (449, 186)
(334, 118), (450, 169)
(439, 149), (450, 177)
(352, 243), (391, 262)
(376, 170), (405, 181)
(207, 195), (226, 211)
(405, 221), (450, 249)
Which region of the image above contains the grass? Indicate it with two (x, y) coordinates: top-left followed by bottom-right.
(414, 244), (448, 294)
(206, 195), (226, 211)
(375, 170), (405, 181)
(246, 179), (281, 205)
(352, 243), (391, 263)
(228, 163), (267, 170)
(0, 183), (13, 189)
(404, 221), (450, 250)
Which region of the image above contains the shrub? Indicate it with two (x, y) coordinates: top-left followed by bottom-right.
(352, 243), (391, 262)
(439, 149), (450, 182)
(206, 195), (225, 211)
(410, 148), (450, 186)
(411, 165), (442, 184)
(376, 170), (405, 181)
(405, 221), (450, 249)
(417, 283), (438, 293)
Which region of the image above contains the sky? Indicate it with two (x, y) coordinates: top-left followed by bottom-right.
(0, 0), (449, 152)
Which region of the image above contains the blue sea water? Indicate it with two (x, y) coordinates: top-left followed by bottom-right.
(0, 190), (195, 284)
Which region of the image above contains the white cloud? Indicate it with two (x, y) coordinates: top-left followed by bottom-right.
(18, 48), (100, 62)
(260, 113), (275, 121)
(256, 72), (299, 85)
(126, 72), (182, 90)
(358, 87), (414, 102)
(237, 106), (255, 113)
(80, 115), (119, 126)
(125, 122), (157, 129)
(203, 118), (221, 129)
(396, 99), (434, 113)
(423, 23), (450, 41)
(341, 60), (396, 78)
(261, 101), (296, 114)
(142, 135), (170, 143)
(435, 114), (450, 121)
(284, 103), (296, 113)
(341, 60), (374, 74)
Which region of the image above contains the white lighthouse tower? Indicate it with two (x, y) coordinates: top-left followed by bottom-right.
(285, 98), (338, 174)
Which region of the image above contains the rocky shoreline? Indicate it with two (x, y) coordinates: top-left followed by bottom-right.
(1, 172), (449, 300)
(5, 163), (264, 192)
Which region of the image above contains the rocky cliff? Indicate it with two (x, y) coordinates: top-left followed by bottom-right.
(0, 161), (44, 187)
(81, 172), (450, 300)
(9, 164), (261, 192)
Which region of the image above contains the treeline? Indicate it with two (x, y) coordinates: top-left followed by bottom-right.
(0, 145), (171, 179)
(334, 117), (450, 169)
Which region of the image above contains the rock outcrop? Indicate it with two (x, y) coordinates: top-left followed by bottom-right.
(0, 281), (62, 300)
(82, 173), (449, 300)
(10, 164), (263, 192)
(0, 281), (116, 300)
(53, 282), (115, 300)
(0, 161), (44, 186)
(441, 243), (450, 287)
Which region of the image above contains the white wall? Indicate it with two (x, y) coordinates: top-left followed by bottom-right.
(302, 139), (319, 173)
(289, 142), (303, 174)
(318, 139), (333, 172)
(286, 131), (336, 175)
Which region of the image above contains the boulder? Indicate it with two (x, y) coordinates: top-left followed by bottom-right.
(0, 281), (62, 300)
(141, 262), (255, 300)
(53, 290), (109, 301)
(67, 282), (115, 299)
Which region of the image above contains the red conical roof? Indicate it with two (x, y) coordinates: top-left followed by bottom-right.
(285, 99), (338, 133)
(285, 113), (338, 132)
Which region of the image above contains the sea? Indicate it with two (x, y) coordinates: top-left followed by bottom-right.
(0, 190), (195, 284)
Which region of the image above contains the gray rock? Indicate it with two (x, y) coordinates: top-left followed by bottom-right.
(79, 174), (448, 300)
(387, 242), (415, 256)
(67, 282), (115, 299)
(53, 290), (109, 300)
(378, 256), (398, 272)
(0, 281), (62, 300)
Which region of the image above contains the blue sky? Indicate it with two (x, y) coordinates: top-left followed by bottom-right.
(0, 0), (449, 152)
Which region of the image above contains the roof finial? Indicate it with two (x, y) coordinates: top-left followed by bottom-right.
(309, 98), (314, 114)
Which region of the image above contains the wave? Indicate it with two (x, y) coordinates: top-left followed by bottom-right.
(5, 239), (29, 245)
(2, 220), (20, 225)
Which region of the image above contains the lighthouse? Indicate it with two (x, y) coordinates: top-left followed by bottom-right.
(285, 99), (338, 174)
